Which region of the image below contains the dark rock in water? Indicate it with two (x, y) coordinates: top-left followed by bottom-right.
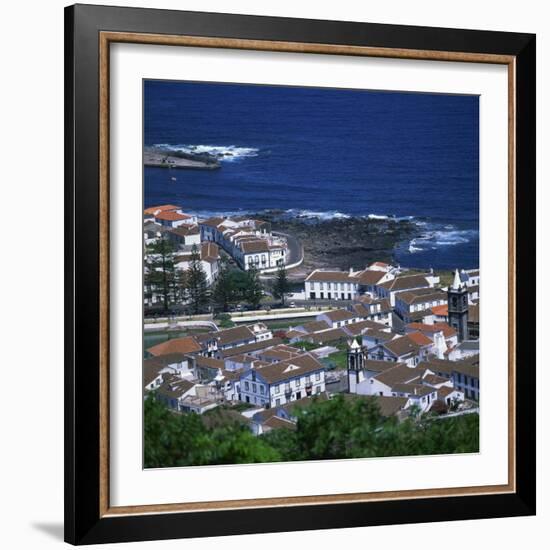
(254, 211), (420, 271)
(144, 146), (221, 170)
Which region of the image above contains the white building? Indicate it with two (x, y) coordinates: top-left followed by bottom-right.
(239, 353), (326, 407)
(304, 266), (396, 301)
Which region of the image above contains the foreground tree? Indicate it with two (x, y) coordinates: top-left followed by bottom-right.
(245, 266), (264, 310)
(272, 264), (292, 306)
(182, 244), (210, 314)
(144, 237), (177, 311)
(144, 395), (280, 467)
(211, 259), (237, 312)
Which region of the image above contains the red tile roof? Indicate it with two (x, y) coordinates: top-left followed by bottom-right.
(431, 304), (448, 316)
(144, 204), (181, 215)
(155, 211), (192, 221)
(147, 336), (202, 356)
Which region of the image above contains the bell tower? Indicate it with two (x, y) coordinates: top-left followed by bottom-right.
(447, 269), (469, 342)
(347, 338), (364, 393)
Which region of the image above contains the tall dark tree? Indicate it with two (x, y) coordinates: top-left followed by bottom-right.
(272, 264), (292, 306)
(144, 237), (177, 311)
(245, 266), (264, 310)
(183, 244), (210, 314)
(211, 259), (236, 312)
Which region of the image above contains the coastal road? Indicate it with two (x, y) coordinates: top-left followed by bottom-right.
(273, 230), (303, 270)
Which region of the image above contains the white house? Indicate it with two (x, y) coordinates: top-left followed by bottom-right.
(199, 216), (289, 272)
(394, 288), (448, 323)
(304, 266), (396, 301)
(239, 353), (326, 407)
(316, 309), (362, 329)
(155, 210), (197, 228)
(167, 224), (201, 247)
(375, 273), (439, 306)
(405, 322), (458, 358)
(367, 333), (433, 367)
(174, 242), (220, 286)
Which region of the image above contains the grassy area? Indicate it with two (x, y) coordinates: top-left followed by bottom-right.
(264, 318), (316, 330)
(323, 349), (349, 370)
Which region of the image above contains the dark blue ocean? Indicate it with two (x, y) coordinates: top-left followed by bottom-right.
(144, 80), (479, 270)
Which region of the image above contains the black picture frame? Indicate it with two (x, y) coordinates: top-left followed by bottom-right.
(65, 3), (536, 545)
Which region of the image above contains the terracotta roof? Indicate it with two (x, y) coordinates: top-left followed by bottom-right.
(143, 362), (165, 387)
(406, 322), (457, 339)
(306, 328), (348, 344)
(395, 288), (447, 305)
(217, 325), (255, 346)
(299, 320), (330, 333)
(422, 373), (451, 386)
(372, 395), (409, 416)
(344, 319), (384, 336)
(156, 377), (196, 399)
(201, 241), (219, 262)
(155, 211), (192, 221)
(392, 383), (435, 398)
(373, 364), (423, 387)
(144, 204), (181, 215)
(356, 270), (387, 285)
(220, 338), (283, 358)
(305, 270), (355, 283)
(262, 416), (296, 430)
(378, 274), (430, 292)
(282, 392), (330, 414)
(362, 328), (396, 342)
(200, 216), (225, 228)
(321, 309), (357, 322)
(255, 353), (325, 384)
(382, 334), (428, 357)
(431, 304), (448, 316)
(418, 358), (455, 376)
(362, 359), (404, 373)
(240, 240), (269, 254)
(143, 352), (187, 367)
(195, 355), (224, 370)
(406, 332), (434, 346)
(169, 225), (200, 237)
(147, 336), (202, 356)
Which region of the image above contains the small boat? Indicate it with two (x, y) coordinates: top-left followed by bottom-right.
(170, 176), (177, 181)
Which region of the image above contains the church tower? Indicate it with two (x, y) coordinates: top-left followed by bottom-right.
(447, 269), (469, 342)
(347, 338), (365, 393)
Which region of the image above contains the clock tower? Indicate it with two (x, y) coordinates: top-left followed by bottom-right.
(347, 338), (365, 393)
(447, 269), (469, 342)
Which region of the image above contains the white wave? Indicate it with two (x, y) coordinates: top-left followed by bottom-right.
(284, 209), (351, 221)
(408, 239), (424, 253)
(413, 228), (478, 249)
(154, 143), (259, 162)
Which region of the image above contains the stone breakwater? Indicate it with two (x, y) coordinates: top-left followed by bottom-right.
(144, 146), (221, 170)
(257, 211), (420, 273)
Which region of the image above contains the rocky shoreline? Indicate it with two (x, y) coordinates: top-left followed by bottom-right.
(256, 211), (420, 276)
(144, 146), (221, 170)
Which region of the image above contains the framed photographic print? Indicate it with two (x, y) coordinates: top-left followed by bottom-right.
(65, 4), (536, 545)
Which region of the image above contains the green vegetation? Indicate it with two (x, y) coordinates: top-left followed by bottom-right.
(272, 264), (292, 306)
(181, 244), (210, 314)
(213, 312), (235, 328)
(211, 260), (266, 312)
(323, 349), (348, 370)
(144, 394), (479, 468)
(144, 237), (178, 312)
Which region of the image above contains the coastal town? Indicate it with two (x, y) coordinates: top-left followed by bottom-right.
(143, 203), (480, 442)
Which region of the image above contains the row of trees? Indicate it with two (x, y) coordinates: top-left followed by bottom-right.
(144, 393), (479, 468)
(144, 237), (293, 314)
